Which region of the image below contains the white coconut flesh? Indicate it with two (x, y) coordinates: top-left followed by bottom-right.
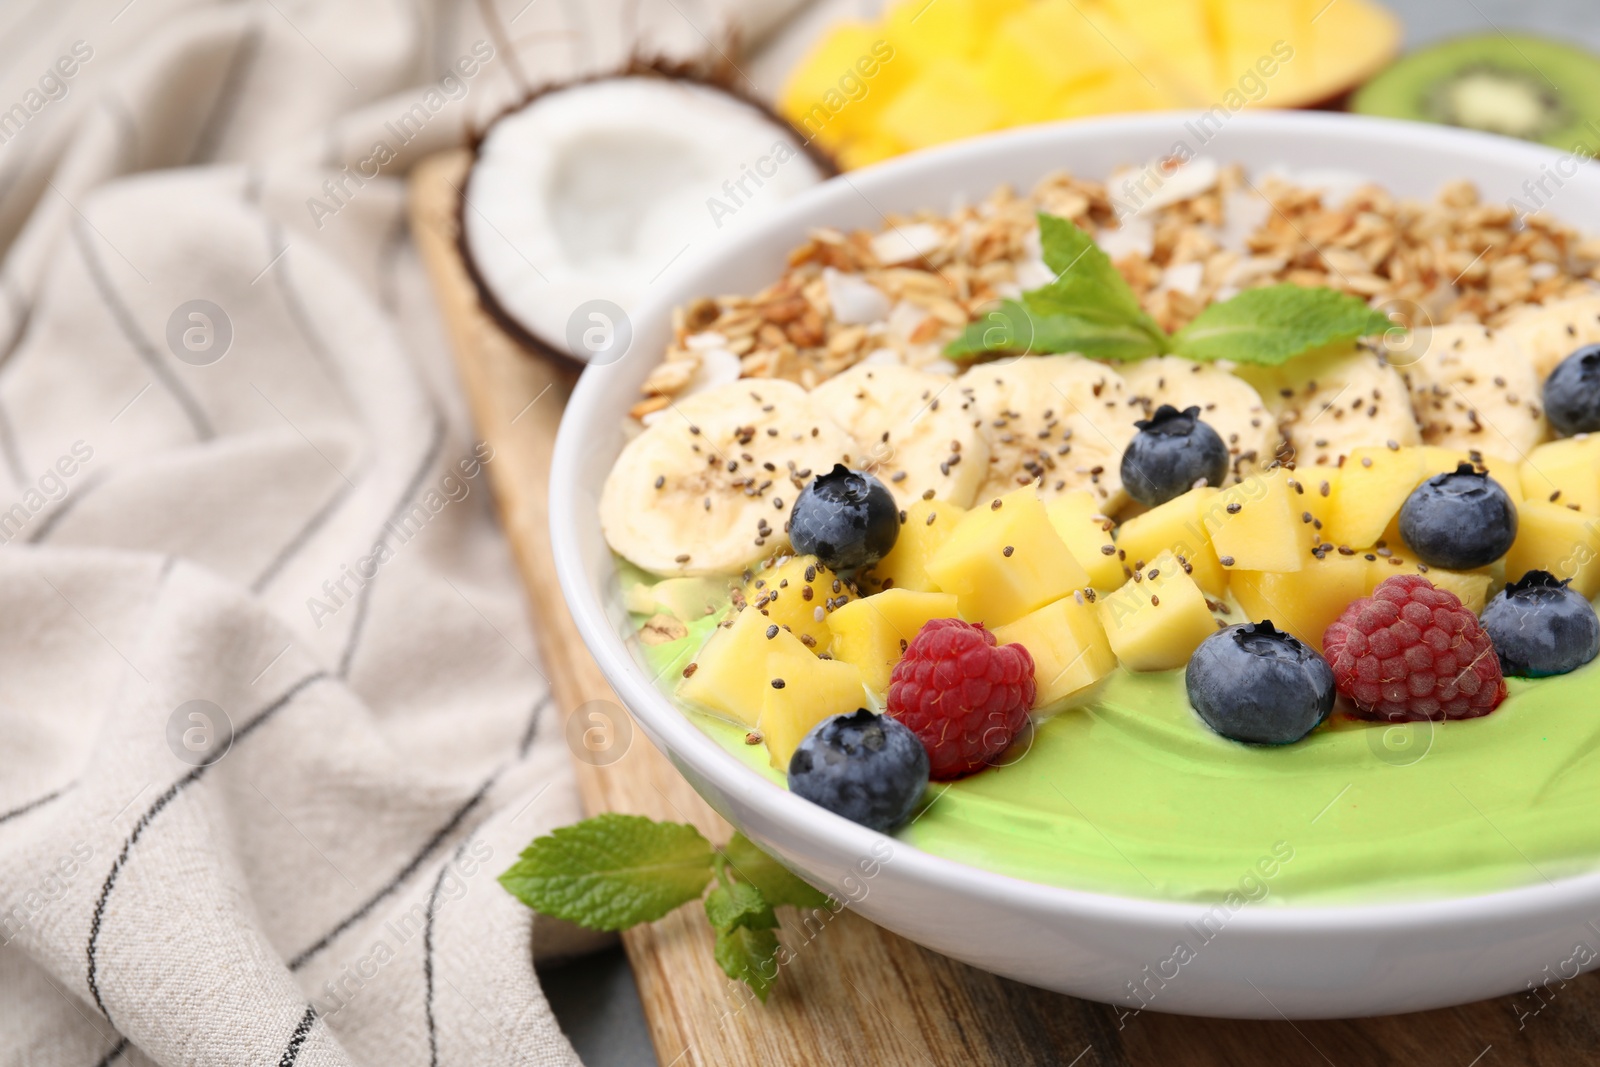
(463, 77), (825, 363)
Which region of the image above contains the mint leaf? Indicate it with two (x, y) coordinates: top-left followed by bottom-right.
(714, 924), (781, 1002)
(944, 301), (1163, 361)
(498, 813), (714, 931)
(1170, 284), (1394, 366)
(1029, 214), (1164, 344)
(723, 834), (830, 909)
(704, 881), (778, 933)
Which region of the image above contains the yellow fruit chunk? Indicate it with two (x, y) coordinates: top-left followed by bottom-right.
(993, 590), (1117, 708)
(927, 488), (1090, 626)
(827, 589), (961, 696)
(863, 498), (966, 594)
(1294, 469), (1339, 528)
(975, 0), (1127, 122)
(1419, 446), (1523, 502)
(878, 65), (1006, 149)
(1097, 0), (1216, 99)
(1097, 551), (1217, 671)
(1231, 553), (1368, 652)
(1505, 502), (1600, 599)
(1301, 0), (1404, 107)
(1367, 556), (1493, 615)
(883, 0), (1023, 65)
(1325, 446), (1427, 551)
(779, 25), (908, 149)
(759, 645), (867, 768)
(837, 135), (903, 170)
(1115, 487), (1226, 596)
(679, 608), (806, 727)
(1044, 490), (1125, 592)
(1205, 469), (1315, 574)
(1520, 437), (1600, 515)
(742, 555), (849, 653)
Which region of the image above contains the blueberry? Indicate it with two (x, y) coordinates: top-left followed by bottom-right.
(1398, 464), (1517, 570)
(787, 709), (929, 832)
(1543, 345), (1600, 437)
(788, 464), (898, 572)
(1186, 621), (1335, 745)
(1120, 404), (1230, 507)
(1480, 570), (1600, 677)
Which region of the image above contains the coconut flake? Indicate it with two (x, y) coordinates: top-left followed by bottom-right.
(684, 331), (728, 351)
(886, 300), (931, 342)
(682, 348), (741, 397)
(823, 268), (891, 324)
(1157, 261), (1205, 296)
(860, 347), (902, 367)
(1111, 158), (1220, 218)
(872, 223), (943, 265)
(1219, 188), (1270, 252)
(1096, 217), (1154, 260)
(1014, 258), (1055, 290)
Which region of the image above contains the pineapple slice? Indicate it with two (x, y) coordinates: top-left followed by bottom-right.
(862, 498), (967, 594)
(1205, 468), (1315, 573)
(1506, 502), (1600, 599)
(1043, 490), (1125, 592)
(742, 555), (850, 653)
(1230, 552), (1368, 652)
(827, 588), (961, 697)
(926, 486), (1090, 626)
(993, 590), (1117, 707)
(759, 645), (867, 768)
(1098, 551), (1218, 671)
(1520, 437), (1600, 515)
(1114, 486), (1227, 597)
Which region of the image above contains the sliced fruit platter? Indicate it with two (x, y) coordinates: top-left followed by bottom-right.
(596, 149), (1600, 908)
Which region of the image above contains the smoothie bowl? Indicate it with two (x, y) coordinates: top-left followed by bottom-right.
(549, 113), (1600, 1017)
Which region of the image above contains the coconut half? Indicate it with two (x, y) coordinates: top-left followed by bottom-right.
(461, 74), (830, 365)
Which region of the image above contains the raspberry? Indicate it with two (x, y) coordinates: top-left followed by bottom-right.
(886, 618), (1035, 780)
(1322, 575), (1506, 722)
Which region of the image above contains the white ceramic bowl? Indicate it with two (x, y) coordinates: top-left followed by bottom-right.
(550, 112), (1600, 1018)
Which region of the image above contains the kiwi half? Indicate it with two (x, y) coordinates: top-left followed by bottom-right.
(1353, 34), (1600, 154)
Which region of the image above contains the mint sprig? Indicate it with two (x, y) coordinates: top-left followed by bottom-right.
(499, 814), (828, 1002)
(945, 212), (1398, 366)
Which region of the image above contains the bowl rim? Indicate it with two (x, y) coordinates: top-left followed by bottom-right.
(551, 109), (1600, 932)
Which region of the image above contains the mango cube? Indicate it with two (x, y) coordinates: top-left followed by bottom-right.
(1044, 490), (1125, 591)
(927, 487), (1089, 626)
(1114, 487), (1226, 596)
(975, 0), (1126, 122)
(993, 591), (1117, 707)
(884, 0), (1023, 64)
(878, 65), (1006, 149)
(863, 498), (966, 593)
(759, 646), (867, 768)
(1324, 446), (1426, 551)
(1230, 552), (1369, 651)
(779, 24), (910, 148)
(1520, 437), (1600, 515)
(1367, 556), (1493, 614)
(1204, 469), (1314, 573)
(1097, 551), (1218, 671)
(1505, 501), (1600, 599)
(827, 588), (961, 696)
(679, 607), (806, 727)
(743, 555), (849, 653)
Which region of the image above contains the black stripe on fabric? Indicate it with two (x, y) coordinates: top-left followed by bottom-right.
(72, 221), (215, 441)
(278, 1005), (316, 1066)
(91, 1036), (128, 1067)
(187, 23), (260, 165)
(249, 473), (362, 594)
(423, 838), (471, 1067)
(27, 467), (108, 543)
(337, 412), (445, 677)
(288, 769), (498, 972)
(518, 691), (553, 757)
(0, 784), (68, 827)
(85, 671), (328, 1021)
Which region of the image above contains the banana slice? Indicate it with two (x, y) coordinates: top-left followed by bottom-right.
(1499, 293), (1600, 381)
(1236, 345), (1420, 469)
(810, 364), (988, 508)
(1117, 356), (1280, 482)
(959, 354), (1137, 509)
(1401, 322), (1548, 457)
(600, 379), (861, 576)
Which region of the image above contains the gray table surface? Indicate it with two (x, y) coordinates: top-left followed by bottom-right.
(535, 2), (1600, 1063)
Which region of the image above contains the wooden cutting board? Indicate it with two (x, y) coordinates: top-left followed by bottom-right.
(408, 149), (1599, 1066)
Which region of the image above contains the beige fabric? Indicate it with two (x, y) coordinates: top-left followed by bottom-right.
(0, 0), (804, 1063)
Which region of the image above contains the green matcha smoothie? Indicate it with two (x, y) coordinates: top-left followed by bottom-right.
(641, 610), (1600, 905)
